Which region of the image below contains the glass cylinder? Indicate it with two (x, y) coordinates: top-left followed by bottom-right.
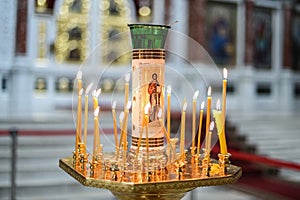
(129, 24), (171, 161)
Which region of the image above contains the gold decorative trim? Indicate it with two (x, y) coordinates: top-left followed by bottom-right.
(59, 155), (242, 200)
(132, 49), (165, 59)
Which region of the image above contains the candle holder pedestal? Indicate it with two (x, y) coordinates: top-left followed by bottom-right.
(218, 153), (231, 176)
(59, 151), (241, 200)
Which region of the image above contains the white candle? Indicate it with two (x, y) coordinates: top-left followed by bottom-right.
(192, 90), (199, 152)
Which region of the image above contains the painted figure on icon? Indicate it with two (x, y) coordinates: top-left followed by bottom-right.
(147, 73), (161, 122)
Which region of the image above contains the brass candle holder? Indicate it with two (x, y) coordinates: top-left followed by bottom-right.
(59, 24), (241, 199)
(218, 153), (231, 176)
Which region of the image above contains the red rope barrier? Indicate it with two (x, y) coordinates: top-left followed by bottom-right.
(211, 147), (300, 172)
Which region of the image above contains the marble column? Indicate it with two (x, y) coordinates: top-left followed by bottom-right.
(10, 0), (33, 118)
(239, 0), (255, 113)
(279, 2), (293, 113)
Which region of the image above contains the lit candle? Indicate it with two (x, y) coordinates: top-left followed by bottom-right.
(167, 85), (171, 138)
(116, 112), (124, 160)
(83, 82), (93, 146)
(135, 116), (145, 161)
(76, 70), (82, 94)
(213, 99), (227, 154)
(76, 88), (83, 151)
(221, 68), (228, 154)
(144, 103), (150, 170)
(207, 121), (214, 153)
(158, 108), (171, 145)
(180, 100), (187, 159)
(93, 106), (100, 162)
(197, 101), (205, 155)
(75, 71), (83, 152)
(124, 73), (130, 111)
(205, 86), (212, 150)
(123, 101), (132, 149)
(92, 88), (101, 111)
(192, 90), (199, 153)
(112, 100), (118, 149)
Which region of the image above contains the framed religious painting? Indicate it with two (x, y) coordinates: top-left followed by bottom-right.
(292, 12), (300, 71)
(206, 1), (237, 67)
(252, 7), (272, 70)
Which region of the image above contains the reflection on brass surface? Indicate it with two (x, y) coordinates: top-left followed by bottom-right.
(59, 153), (242, 200)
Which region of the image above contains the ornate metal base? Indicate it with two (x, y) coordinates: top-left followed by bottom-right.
(59, 154), (242, 200)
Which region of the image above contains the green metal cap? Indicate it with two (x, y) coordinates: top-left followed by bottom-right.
(128, 24), (171, 49)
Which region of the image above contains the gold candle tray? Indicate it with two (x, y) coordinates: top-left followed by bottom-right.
(59, 155), (242, 200)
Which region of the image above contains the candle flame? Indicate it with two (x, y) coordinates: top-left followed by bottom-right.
(144, 102), (150, 115)
(125, 73), (130, 82)
(79, 88), (84, 96)
(183, 102), (187, 112)
(201, 101), (205, 110)
(112, 100), (117, 109)
(216, 99), (221, 110)
(223, 68), (228, 79)
(126, 101), (132, 110)
(119, 111), (125, 122)
(157, 108), (163, 119)
(85, 82), (93, 94)
(76, 70), (82, 80)
(209, 121), (214, 132)
(207, 86), (212, 96)
(94, 106), (100, 117)
(193, 90), (199, 100)
(167, 85), (171, 94)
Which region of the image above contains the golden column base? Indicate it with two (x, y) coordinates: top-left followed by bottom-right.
(59, 153), (242, 200)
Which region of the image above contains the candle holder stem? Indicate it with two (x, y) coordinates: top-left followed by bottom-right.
(218, 153), (231, 176)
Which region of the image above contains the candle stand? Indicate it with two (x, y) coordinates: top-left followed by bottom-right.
(59, 24), (241, 199)
(60, 152), (241, 200)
